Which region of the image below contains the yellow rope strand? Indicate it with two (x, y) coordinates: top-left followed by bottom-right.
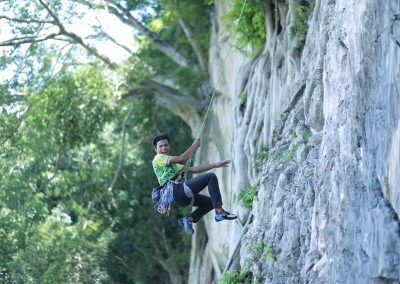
(197, 0), (248, 139)
(184, 0), (248, 170)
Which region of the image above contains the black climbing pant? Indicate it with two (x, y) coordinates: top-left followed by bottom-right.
(173, 172), (223, 223)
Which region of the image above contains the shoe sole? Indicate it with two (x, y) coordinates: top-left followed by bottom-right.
(215, 216), (237, 222)
(178, 219), (194, 235)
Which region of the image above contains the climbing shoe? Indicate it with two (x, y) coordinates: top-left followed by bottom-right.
(178, 217), (194, 235)
(215, 211), (237, 222)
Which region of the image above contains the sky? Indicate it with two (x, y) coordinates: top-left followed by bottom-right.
(76, 8), (138, 63)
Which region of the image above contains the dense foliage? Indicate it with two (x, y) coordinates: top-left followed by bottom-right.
(1, 0), (202, 282)
(225, 0), (266, 53)
(0, 62), (192, 283)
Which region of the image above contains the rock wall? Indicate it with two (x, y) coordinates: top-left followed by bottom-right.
(190, 0), (400, 283)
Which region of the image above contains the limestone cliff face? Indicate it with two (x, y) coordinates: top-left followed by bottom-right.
(190, 0), (400, 283)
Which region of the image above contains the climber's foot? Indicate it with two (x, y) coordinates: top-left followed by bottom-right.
(215, 211), (237, 222)
(178, 217), (194, 235)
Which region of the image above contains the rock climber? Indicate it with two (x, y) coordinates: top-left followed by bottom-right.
(152, 134), (237, 235)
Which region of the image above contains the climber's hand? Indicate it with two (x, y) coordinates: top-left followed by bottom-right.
(192, 139), (201, 150)
(214, 160), (231, 168)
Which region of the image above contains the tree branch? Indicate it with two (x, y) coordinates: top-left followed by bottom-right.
(8, 95), (26, 103)
(0, 33), (60, 46)
(132, 240), (181, 283)
(157, 226), (170, 255)
(134, 243), (172, 275)
(61, 29), (117, 68)
(109, 252), (137, 274)
(152, 74), (187, 91)
(95, 29), (135, 54)
(141, 78), (201, 110)
(0, 15), (54, 24)
(0, 1), (117, 68)
(126, 78), (204, 134)
(178, 18), (207, 71)
(0, 106), (31, 147)
(37, 0), (117, 69)
(105, 2), (195, 69)
(36, 0), (62, 26)
(92, 15), (136, 55)
(108, 104), (134, 192)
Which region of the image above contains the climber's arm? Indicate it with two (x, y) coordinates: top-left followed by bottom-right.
(168, 139), (200, 164)
(187, 160), (231, 174)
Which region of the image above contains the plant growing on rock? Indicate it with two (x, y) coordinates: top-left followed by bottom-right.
(225, 0), (266, 53)
(264, 243), (276, 261)
(219, 268), (253, 284)
(239, 186), (258, 209)
(289, 0), (316, 54)
(240, 92), (248, 106)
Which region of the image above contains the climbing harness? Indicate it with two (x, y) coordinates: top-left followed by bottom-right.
(153, 180), (175, 215)
(153, 0), (248, 215)
(152, 175), (194, 215)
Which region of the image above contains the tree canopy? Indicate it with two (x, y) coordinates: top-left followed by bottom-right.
(0, 0), (211, 282)
(1, 0), (214, 132)
(0, 0), (270, 282)
(0, 60), (193, 283)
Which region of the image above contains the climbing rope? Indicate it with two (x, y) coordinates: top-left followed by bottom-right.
(183, 0), (248, 170)
(93, 0), (249, 211)
(156, 0), (249, 214)
(198, 0), (248, 139)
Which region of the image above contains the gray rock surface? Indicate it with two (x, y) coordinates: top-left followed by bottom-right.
(190, 0), (400, 283)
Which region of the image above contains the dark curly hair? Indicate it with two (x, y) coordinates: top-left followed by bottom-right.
(152, 134), (170, 147)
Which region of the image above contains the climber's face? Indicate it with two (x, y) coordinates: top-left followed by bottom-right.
(155, 139), (170, 155)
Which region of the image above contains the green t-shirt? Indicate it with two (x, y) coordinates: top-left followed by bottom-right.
(152, 154), (184, 185)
